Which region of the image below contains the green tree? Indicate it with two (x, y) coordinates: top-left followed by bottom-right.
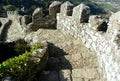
(3, 5), (16, 11)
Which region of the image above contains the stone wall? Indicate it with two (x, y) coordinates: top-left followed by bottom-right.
(1, 1), (120, 81)
(27, 1), (61, 31)
(0, 1), (62, 42)
(57, 1), (120, 81)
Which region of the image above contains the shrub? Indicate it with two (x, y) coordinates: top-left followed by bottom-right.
(3, 5), (16, 11)
(0, 43), (44, 81)
(0, 39), (30, 63)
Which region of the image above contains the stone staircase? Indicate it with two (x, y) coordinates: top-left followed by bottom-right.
(26, 29), (104, 81)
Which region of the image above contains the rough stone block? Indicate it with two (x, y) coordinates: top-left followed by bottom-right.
(89, 15), (107, 32)
(72, 78), (84, 81)
(59, 70), (71, 81)
(84, 68), (99, 79)
(32, 8), (44, 22)
(21, 15), (31, 26)
(60, 1), (74, 16)
(72, 69), (85, 78)
(72, 3), (90, 23)
(72, 68), (99, 79)
(49, 1), (61, 17)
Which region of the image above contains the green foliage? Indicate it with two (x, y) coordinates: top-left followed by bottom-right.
(13, 39), (30, 55)
(2, 0), (51, 15)
(0, 43), (42, 81)
(2, 0), (107, 15)
(3, 5), (16, 11)
(0, 51), (30, 77)
(0, 39), (30, 63)
(31, 43), (41, 51)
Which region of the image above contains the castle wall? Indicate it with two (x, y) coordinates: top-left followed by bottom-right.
(57, 2), (120, 81)
(1, 1), (120, 81)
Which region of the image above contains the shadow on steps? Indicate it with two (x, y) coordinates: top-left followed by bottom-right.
(37, 42), (73, 81)
(47, 42), (72, 70)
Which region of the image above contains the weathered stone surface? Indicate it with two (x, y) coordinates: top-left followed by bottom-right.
(2, 1), (120, 81)
(72, 3), (90, 23)
(89, 15), (107, 32)
(72, 69), (85, 78)
(59, 70), (71, 81)
(72, 68), (98, 79)
(57, 3), (120, 81)
(108, 11), (120, 31)
(49, 1), (61, 17)
(28, 29), (100, 81)
(24, 35), (39, 45)
(21, 15), (31, 26)
(32, 8), (44, 22)
(0, 19), (12, 41)
(72, 78), (84, 81)
(60, 1), (74, 16)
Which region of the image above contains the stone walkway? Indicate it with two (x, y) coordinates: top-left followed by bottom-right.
(27, 29), (104, 81)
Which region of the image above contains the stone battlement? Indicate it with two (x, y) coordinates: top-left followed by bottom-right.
(58, 1), (90, 23)
(0, 1), (120, 81)
(7, 11), (20, 19)
(3, 1), (62, 32)
(57, 1), (120, 81)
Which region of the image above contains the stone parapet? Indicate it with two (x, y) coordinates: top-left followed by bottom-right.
(57, 1), (120, 81)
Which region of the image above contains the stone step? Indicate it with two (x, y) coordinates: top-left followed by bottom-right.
(38, 69), (104, 81)
(25, 29), (103, 81)
(60, 69), (104, 81)
(47, 53), (98, 70)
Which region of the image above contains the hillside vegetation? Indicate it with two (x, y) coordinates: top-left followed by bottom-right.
(1, 0), (119, 15)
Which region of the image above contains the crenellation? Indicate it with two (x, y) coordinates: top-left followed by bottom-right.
(32, 8), (44, 22)
(49, 1), (61, 17)
(1, 1), (120, 81)
(72, 3), (90, 23)
(60, 1), (74, 16)
(7, 11), (20, 20)
(57, 1), (120, 81)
